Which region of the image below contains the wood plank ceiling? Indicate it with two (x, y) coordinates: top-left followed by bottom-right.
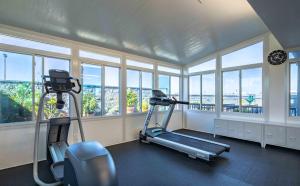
(0, 0), (268, 64)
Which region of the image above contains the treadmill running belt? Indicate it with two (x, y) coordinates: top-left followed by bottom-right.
(157, 132), (226, 155)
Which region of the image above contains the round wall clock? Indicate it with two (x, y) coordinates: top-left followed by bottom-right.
(268, 50), (287, 65)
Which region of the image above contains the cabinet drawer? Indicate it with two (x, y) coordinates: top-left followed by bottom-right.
(228, 121), (243, 139)
(214, 120), (228, 136)
(265, 126), (285, 146)
(286, 128), (300, 150)
(244, 123), (261, 142)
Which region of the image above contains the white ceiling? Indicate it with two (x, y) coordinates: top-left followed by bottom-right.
(248, 0), (300, 50)
(0, 0), (268, 64)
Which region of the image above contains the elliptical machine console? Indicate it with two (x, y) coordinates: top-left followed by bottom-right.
(33, 69), (118, 186)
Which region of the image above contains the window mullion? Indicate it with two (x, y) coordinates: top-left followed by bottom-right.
(32, 55), (35, 120)
(239, 69), (242, 113)
(41, 56), (45, 119)
(139, 71), (143, 112)
(169, 75), (171, 97)
(200, 75), (202, 111)
(101, 65), (105, 116)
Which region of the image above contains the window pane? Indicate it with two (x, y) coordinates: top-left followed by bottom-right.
(158, 66), (180, 74)
(222, 70), (240, 112)
(171, 76), (180, 109)
(189, 75), (200, 110)
(79, 50), (120, 64)
(171, 76), (180, 99)
(202, 73), (215, 111)
(289, 51), (300, 59)
(290, 63), (300, 116)
(41, 57), (70, 119)
(0, 34), (71, 55)
(222, 42), (263, 68)
(81, 64), (101, 117)
(159, 75), (170, 95)
(0, 51), (33, 123)
(127, 59), (153, 69)
(188, 59), (216, 74)
(241, 68), (262, 114)
(142, 72), (153, 112)
(105, 66), (120, 116)
(127, 70), (140, 113)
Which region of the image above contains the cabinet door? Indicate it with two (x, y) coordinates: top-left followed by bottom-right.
(265, 126), (286, 146)
(244, 123), (261, 142)
(228, 121), (243, 139)
(214, 119), (228, 136)
(286, 128), (300, 150)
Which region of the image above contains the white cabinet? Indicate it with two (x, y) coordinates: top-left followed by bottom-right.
(214, 119), (300, 151)
(214, 119), (228, 136)
(264, 125), (286, 146)
(244, 122), (262, 142)
(286, 127), (300, 150)
(214, 119), (262, 144)
(228, 121), (244, 139)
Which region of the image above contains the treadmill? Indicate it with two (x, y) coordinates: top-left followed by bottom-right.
(139, 90), (230, 161)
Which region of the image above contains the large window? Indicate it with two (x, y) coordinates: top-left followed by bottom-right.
(127, 69), (153, 113)
(188, 59), (216, 111)
(222, 42), (263, 114)
(189, 73), (215, 111)
(81, 64), (102, 117)
(81, 63), (120, 117)
(222, 71), (240, 112)
(0, 50), (70, 124)
(222, 69), (262, 114)
(105, 66), (120, 115)
(290, 62), (300, 117)
(159, 74), (180, 110)
(0, 51), (33, 123)
(35, 56), (70, 119)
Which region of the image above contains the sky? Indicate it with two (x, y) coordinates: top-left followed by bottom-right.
(222, 42), (263, 68)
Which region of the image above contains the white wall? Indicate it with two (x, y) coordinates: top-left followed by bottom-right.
(185, 111), (216, 133)
(0, 110), (183, 170)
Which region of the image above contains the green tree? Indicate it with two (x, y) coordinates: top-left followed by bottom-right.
(82, 92), (97, 116)
(127, 89), (138, 107)
(8, 83), (32, 111)
(142, 100), (149, 112)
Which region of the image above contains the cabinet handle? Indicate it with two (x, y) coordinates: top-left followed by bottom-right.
(266, 133), (272, 136)
(246, 130), (251, 133)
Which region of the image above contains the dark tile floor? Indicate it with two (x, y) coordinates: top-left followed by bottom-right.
(1, 129), (300, 186)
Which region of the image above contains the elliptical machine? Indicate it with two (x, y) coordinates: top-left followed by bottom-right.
(33, 69), (118, 186)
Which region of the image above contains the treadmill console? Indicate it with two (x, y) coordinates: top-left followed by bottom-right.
(150, 90), (189, 106)
(152, 90), (167, 98)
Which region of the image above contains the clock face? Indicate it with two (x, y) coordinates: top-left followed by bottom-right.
(268, 50), (287, 65)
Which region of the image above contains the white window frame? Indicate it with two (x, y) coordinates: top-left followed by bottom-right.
(221, 63), (263, 116)
(287, 54), (300, 120)
(158, 73), (181, 110)
(126, 68), (154, 115)
(188, 69), (216, 113)
(80, 61), (121, 118)
(0, 48), (72, 125)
